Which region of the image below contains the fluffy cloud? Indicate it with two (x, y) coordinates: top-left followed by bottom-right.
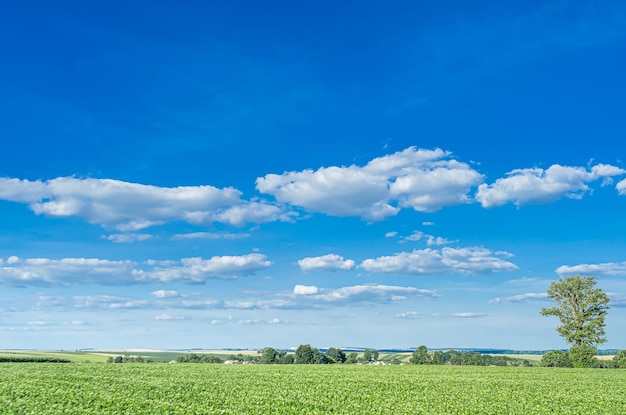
(293, 285), (319, 295)
(0, 176), (292, 230)
(256, 147), (483, 221)
(151, 290), (180, 298)
(102, 233), (153, 243)
(0, 254), (271, 285)
(297, 254), (355, 272)
(556, 262), (626, 277)
(505, 293), (549, 302)
(303, 284), (438, 304)
(617, 179), (626, 195)
(360, 247), (518, 275)
(475, 163), (626, 208)
(401, 231), (456, 246)
(72, 295), (150, 310)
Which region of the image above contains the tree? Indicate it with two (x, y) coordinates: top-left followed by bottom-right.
(326, 347), (346, 364)
(540, 350), (573, 368)
(260, 347), (278, 364)
(280, 353), (295, 364)
(568, 344), (597, 368)
(346, 352), (358, 364)
(540, 275), (610, 347)
(410, 345), (431, 365)
(295, 344), (316, 364)
(613, 350), (626, 369)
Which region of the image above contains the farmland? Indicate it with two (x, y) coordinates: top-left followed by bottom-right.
(1, 364), (625, 414)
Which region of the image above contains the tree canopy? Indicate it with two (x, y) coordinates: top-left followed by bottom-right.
(540, 275), (610, 347)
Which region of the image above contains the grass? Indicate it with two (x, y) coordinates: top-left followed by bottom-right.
(1, 363), (625, 414)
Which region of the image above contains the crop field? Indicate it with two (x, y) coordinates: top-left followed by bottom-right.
(1, 364), (625, 414)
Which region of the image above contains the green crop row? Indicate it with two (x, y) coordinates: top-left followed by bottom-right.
(0, 364), (625, 414)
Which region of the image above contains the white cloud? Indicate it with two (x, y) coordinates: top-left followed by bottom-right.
(505, 293), (549, 302)
(475, 163), (626, 208)
(507, 277), (539, 284)
(360, 247), (518, 275)
(426, 236), (456, 246)
(310, 284), (438, 303)
(617, 178), (626, 195)
(403, 231), (424, 242)
(170, 232), (250, 240)
(396, 311), (486, 319)
(385, 231), (398, 238)
(556, 262), (626, 277)
(0, 253), (272, 285)
(72, 295), (150, 309)
(401, 231), (455, 246)
(154, 314), (189, 320)
(451, 312), (487, 318)
(256, 147), (483, 221)
(133, 254), (273, 283)
(102, 233), (153, 243)
(293, 285), (319, 295)
(151, 290), (180, 298)
(297, 254), (355, 272)
(0, 176), (292, 230)
(395, 311), (425, 319)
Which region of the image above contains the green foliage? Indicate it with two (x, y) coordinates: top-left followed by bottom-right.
(358, 348), (379, 363)
(0, 357), (71, 363)
(325, 347), (346, 364)
(540, 350), (573, 368)
(2, 364), (626, 414)
(260, 347), (278, 364)
(294, 344), (330, 364)
(410, 345), (431, 364)
(176, 353), (223, 363)
(568, 344), (597, 368)
(614, 350), (626, 368)
(345, 352), (358, 364)
(540, 275), (610, 346)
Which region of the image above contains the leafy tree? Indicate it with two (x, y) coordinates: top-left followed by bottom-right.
(260, 347), (278, 364)
(362, 349), (373, 362)
(431, 351), (443, 365)
(295, 344), (316, 364)
(540, 350), (573, 368)
(280, 354), (295, 364)
(326, 347), (346, 364)
(346, 352), (358, 364)
(613, 350), (626, 369)
(410, 345), (431, 365)
(461, 351), (482, 366)
(294, 344), (329, 364)
(540, 275), (610, 347)
(568, 344), (597, 368)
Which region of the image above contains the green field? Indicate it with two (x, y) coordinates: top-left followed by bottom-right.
(1, 364), (625, 414)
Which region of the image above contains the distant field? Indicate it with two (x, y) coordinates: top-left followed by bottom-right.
(0, 350), (110, 363)
(1, 364), (625, 414)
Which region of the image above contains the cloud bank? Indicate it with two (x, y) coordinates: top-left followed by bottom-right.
(256, 147), (484, 221)
(0, 177), (293, 230)
(0, 254), (271, 285)
(360, 247), (518, 275)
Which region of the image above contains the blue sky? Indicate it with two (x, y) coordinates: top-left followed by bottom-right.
(1, 0), (626, 351)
